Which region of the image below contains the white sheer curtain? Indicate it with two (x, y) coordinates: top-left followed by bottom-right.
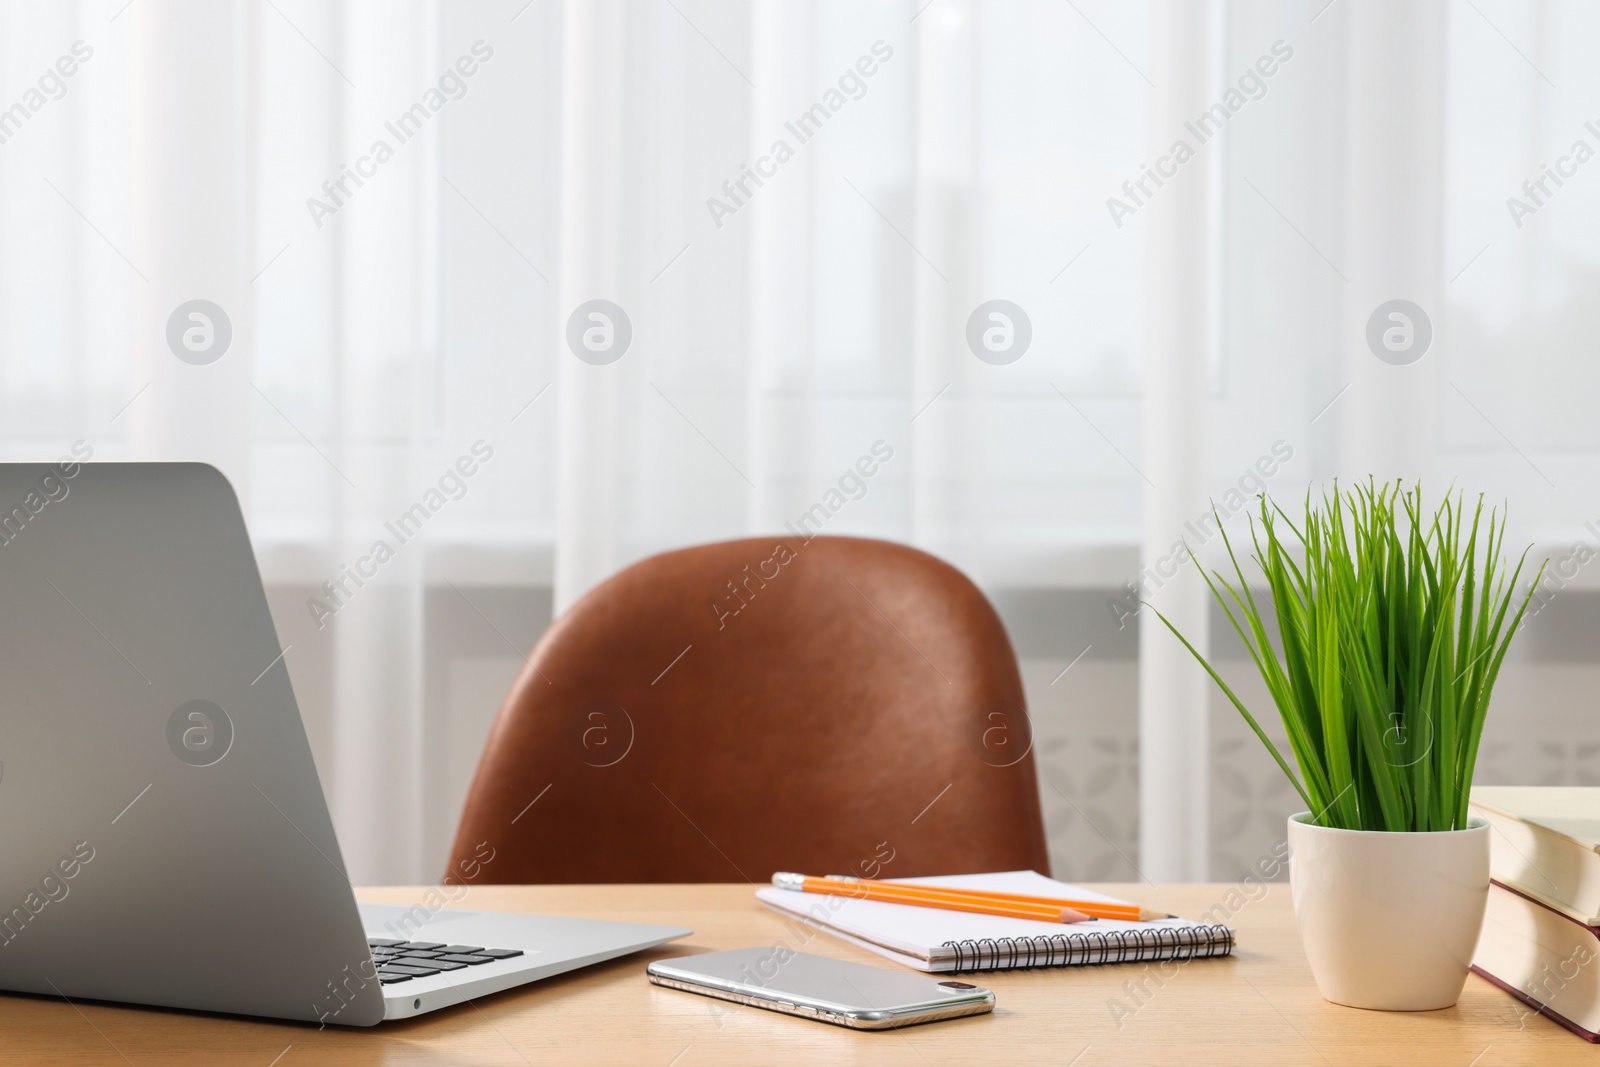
(0, 0), (1592, 884)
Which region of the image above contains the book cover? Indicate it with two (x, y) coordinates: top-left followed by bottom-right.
(1472, 879), (1600, 1042)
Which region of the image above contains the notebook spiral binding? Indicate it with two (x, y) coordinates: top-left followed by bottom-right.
(940, 924), (1235, 972)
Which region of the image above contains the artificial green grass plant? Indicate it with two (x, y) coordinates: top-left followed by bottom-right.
(1153, 481), (1545, 832)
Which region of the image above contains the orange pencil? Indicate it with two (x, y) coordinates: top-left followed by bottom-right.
(770, 873), (1167, 923)
(856, 877), (1164, 922)
(853, 876), (1169, 921)
(770, 872), (1092, 923)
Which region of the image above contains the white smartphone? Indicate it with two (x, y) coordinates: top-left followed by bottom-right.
(646, 947), (995, 1030)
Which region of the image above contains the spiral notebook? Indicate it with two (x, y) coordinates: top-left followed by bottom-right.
(755, 871), (1235, 973)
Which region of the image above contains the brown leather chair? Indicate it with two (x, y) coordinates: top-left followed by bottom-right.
(446, 535), (1049, 884)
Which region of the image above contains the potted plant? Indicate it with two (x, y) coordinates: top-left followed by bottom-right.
(1152, 481), (1544, 1011)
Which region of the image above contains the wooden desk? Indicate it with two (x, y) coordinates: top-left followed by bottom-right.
(1, 882), (1586, 1065)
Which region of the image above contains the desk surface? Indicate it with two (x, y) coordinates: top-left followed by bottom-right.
(1, 881), (1585, 1065)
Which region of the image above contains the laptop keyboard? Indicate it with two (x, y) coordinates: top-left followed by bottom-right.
(367, 939), (524, 984)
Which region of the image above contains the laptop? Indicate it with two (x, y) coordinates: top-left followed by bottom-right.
(0, 461), (690, 1025)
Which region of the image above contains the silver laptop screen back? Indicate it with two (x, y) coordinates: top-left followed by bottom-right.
(0, 463), (383, 1025)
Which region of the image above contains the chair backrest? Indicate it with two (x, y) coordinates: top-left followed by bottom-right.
(447, 535), (1050, 884)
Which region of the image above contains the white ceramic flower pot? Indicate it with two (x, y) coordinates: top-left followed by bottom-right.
(1287, 812), (1490, 1011)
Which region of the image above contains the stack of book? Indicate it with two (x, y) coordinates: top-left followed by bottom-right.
(1470, 786), (1600, 1041)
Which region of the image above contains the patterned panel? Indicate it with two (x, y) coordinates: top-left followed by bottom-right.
(1018, 646), (1600, 885)
(1022, 660), (1141, 882)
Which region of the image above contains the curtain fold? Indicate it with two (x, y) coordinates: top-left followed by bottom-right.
(1138, 0), (1215, 882)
